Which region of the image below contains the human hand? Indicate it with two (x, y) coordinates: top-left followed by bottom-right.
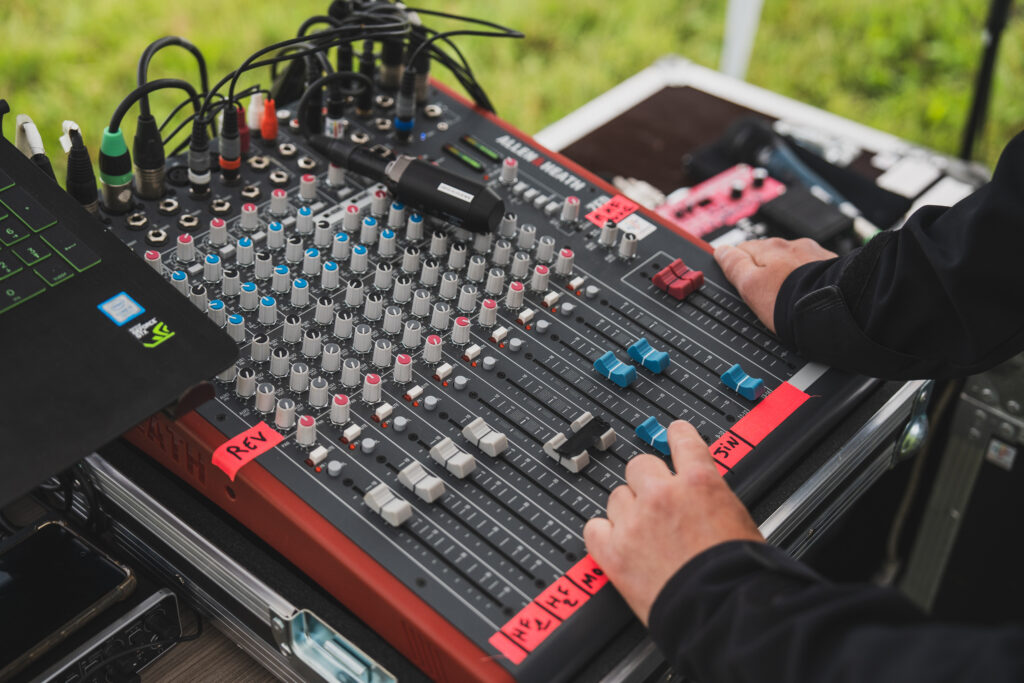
(714, 238), (837, 333)
(583, 421), (763, 625)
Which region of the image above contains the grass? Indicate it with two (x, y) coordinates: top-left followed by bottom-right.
(1, 0), (1021, 183)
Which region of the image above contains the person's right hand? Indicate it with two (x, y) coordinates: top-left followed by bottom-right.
(714, 238), (837, 333)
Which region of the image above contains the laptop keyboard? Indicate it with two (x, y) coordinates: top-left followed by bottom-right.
(0, 166), (101, 314)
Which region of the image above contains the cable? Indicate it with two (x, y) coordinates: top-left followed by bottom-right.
(137, 36), (210, 118)
(297, 14), (342, 37)
(959, 0), (1013, 160)
(80, 612), (204, 680)
(108, 79), (200, 133)
(403, 28), (523, 73)
(295, 71), (374, 138)
(161, 86), (262, 147)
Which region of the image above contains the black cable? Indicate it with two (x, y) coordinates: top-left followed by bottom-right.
(221, 16), (409, 109)
(296, 71), (374, 138)
(162, 86), (263, 147)
(404, 28), (523, 72)
(137, 36), (210, 118)
(109, 78), (200, 133)
(959, 0), (1014, 160)
(297, 14), (342, 36)
(80, 612), (204, 680)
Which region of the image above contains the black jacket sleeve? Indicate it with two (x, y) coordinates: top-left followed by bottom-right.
(647, 541), (1024, 683)
(773, 130), (1024, 380)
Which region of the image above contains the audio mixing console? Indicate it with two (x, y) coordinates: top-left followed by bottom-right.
(100, 62), (876, 681)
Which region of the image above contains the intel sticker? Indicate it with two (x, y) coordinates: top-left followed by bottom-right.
(98, 292), (145, 326)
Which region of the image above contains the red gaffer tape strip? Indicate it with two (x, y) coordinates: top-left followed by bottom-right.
(211, 421), (284, 481)
(490, 554), (610, 664)
(731, 382), (810, 446)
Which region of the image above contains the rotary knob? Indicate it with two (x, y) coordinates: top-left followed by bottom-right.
(372, 338), (392, 367)
(296, 205), (313, 234)
(402, 319), (422, 348)
(269, 188), (289, 217)
(345, 279), (364, 308)
(452, 316), (471, 345)
(360, 216), (379, 245)
(430, 301), (451, 330)
(275, 398), (296, 429)
(267, 221), (285, 250)
(383, 305), (403, 334)
(423, 334), (442, 364)
(505, 281), (525, 309)
(438, 271), (460, 300)
(479, 298), (497, 326)
(363, 373), (382, 403)
(406, 212), (424, 241)
(299, 174), (318, 202)
(352, 323), (373, 354)
(332, 232), (351, 260)
(321, 342), (342, 372)
(373, 262), (394, 290)
(240, 202), (259, 231)
(393, 353), (413, 383)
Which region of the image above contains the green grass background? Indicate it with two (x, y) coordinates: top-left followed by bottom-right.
(2, 0), (1022, 182)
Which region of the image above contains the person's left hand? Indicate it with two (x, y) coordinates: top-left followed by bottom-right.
(583, 421), (764, 625)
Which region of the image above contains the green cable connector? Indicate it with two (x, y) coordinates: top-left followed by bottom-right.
(99, 127), (132, 186)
